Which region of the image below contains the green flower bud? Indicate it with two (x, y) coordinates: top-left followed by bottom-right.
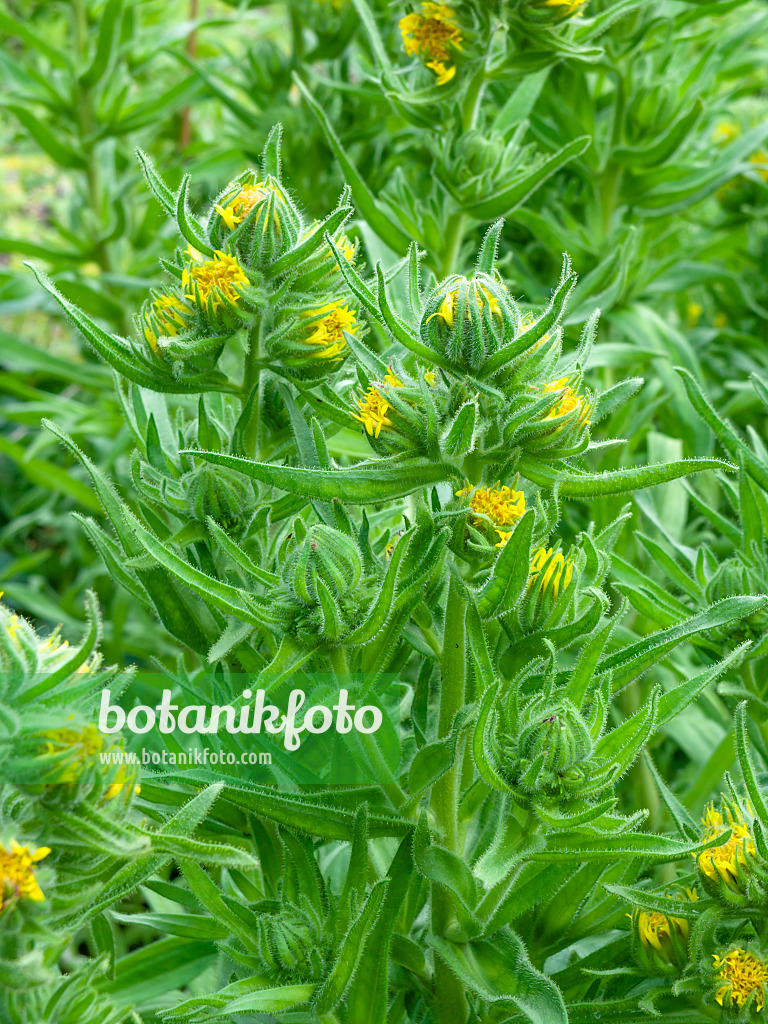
(694, 798), (767, 907)
(268, 299), (358, 377)
(420, 273), (513, 372)
(630, 896), (694, 977)
(515, 544), (578, 631)
(211, 174), (301, 267)
(513, 699), (593, 792)
(282, 524), (363, 606)
(184, 463), (257, 529)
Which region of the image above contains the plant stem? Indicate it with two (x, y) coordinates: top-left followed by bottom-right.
(439, 212), (467, 280)
(242, 321), (263, 458)
(430, 574), (468, 1024)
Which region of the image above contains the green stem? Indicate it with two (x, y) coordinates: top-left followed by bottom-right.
(242, 321), (263, 458)
(430, 575), (468, 1024)
(438, 212), (467, 280)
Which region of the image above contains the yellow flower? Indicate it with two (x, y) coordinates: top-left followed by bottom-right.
(183, 250), (249, 314)
(153, 293), (188, 336)
(214, 182), (281, 232)
(697, 804), (756, 889)
(40, 722), (139, 800)
(541, 378), (591, 425)
(714, 948), (768, 1011)
(0, 840), (50, 903)
(424, 369), (437, 385)
(529, 547), (575, 600)
(301, 301), (358, 360)
(456, 485), (525, 530)
(400, 3), (462, 84)
(352, 368), (405, 437)
(714, 312), (728, 329)
(336, 232), (357, 264)
(686, 301), (703, 327)
(636, 909), (689, 955)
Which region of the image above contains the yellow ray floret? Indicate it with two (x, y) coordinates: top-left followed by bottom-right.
(541, 378), (591, 425)
(0, 840), (50, 903)
(431, 283), (500, 328)
(714, 949), (768, 1011)
(183, 250), (249, 314)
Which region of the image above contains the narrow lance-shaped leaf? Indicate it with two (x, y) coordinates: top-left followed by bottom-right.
(517, 456), (735, 496)
(184, 450), (464, 503)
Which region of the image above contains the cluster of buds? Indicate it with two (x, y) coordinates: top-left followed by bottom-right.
(275, 524), (378, 643)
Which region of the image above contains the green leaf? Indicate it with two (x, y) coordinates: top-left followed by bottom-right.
(185, 450), (463, 503)
(476, 510), (535, 618)
(5, 104), (87, 169)
(428, 931), (568, 1023)
(517, 456), (735, 496)
(211, 985), (315, 1016)
(79, 0), (123, 87)
(293, 72), (412, 253)
(462, 137), (590, 220)
(603, 883), (706, 919)
(598, 598), (766, 691)
(735, 701), (768, 821)
(532, 829), (732, 863)
(175, 174), (215, 256)
(136, 149), (176, 214)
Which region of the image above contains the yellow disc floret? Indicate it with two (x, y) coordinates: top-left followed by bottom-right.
(457, 485), (526, 535)
(714, 948), (768, 1012)
(215, 182), (282, 232)
(0, 840), (50, 904)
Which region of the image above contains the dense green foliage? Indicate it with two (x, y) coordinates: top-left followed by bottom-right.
(1, 0), (768, 1022)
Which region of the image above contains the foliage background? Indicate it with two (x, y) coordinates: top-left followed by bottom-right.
(1, 0), (768, 1021)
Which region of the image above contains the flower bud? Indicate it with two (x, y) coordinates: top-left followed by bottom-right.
(456, 483), (525, 549)
(511, 376), (593, 455)
(269, 300), (358, 375)
(420, 274), (512, 372)
(211, 175), (301, 267)
(695, 799), (764, 906)
(630, 897), (693, 976)
(520, 0), (587, 23)
(138, 291), (193, 356)
(182, 247), (251, 328)
(282, 525), (363, 606)
(516, 545), (577, 630)
(501, 697), (594, 801)
(0, 838), (50, 909)
(183, 462), (257, 530)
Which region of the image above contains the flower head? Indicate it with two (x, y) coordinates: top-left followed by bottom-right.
(400, 3), (462, 84)
(541, 378), (591, 426)
(456, 485), (525, 532)
(0, 839), (50, 904)
(41, 722), (140, 800)
(215, 182), (282, 232)
(637, 909), (689, 954)
(697, 802), (756, 893)
(301, 301), (358, 360)
(183, 250), (249, 314)
(540, 0), (586, 15)
(141, 292), (190, 353)
(352, 369), (403, 438)
(713, 948), (768, 1012)
(529, 547), (575, 600)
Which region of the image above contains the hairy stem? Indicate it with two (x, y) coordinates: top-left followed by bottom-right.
(430, 574), (468, 1024)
